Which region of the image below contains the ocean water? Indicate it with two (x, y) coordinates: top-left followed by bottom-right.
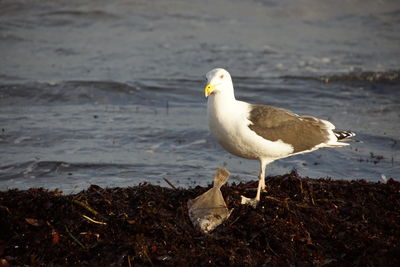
(0, 0), (399, 193)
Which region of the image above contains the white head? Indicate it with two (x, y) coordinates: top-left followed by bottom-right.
(204, 68), (235, 98)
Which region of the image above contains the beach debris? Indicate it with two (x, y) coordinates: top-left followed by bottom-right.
(25, 218), (42, 227)
(1, 173), (399, 265)
(51, 229), (59, 245)
(73, 199), (100, 216)
(187, 168), (232, 233)
(64, 225), (86, 249)
(163, 178), (177, 190)
(82, 214), (107, 225)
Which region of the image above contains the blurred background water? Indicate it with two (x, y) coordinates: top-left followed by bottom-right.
(0, 0), (399, 193)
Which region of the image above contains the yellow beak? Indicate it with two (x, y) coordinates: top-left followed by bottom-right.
(204, 83), (216, 97)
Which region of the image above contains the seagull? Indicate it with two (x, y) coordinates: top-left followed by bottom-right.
(204, 68), (355, 206)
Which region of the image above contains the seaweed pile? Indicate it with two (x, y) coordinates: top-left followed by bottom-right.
(1, 171), (399, 266)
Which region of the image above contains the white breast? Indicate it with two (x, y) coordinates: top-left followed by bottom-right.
(207, 94), (294, 161)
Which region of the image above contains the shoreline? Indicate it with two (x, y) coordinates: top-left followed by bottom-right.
(1, 171), (399, 266)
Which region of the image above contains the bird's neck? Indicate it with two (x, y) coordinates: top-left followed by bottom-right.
(215, 84), (236, 101)
(207, 89), (238, 121)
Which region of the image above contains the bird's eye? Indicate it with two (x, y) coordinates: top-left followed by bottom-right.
(220, 74), (224, 79)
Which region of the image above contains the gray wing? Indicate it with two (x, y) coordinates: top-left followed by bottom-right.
(248, 104), (331, 153)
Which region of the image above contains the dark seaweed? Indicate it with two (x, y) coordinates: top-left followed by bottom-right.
(0, 171), (399, 266)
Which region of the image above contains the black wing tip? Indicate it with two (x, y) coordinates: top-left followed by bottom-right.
(334, 130), (356, 140)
